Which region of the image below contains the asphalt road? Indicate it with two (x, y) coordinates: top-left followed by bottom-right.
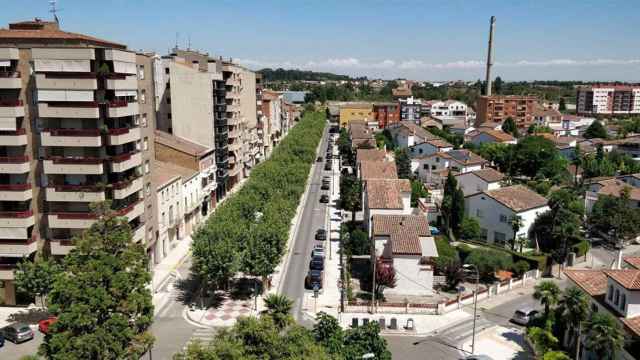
(1, 330), (43, 359)
(280, 125), (330, 325)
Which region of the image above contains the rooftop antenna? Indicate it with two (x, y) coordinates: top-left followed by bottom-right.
(174, 32), (179, 52)
(485, 16), (496, 96)
(187, 35), (191, 51)
(49, 0), (60, 24)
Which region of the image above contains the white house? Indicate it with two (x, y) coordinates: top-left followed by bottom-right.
(465, 185), (549, 246)
(467, 129), (516, 146)
(386, 121), (439, 149)
(455, 168), (505, 196)
(547, 115), (595, 137)
(425, 100), (467, 118)
(584, 175), (640, 213)
(411, 149), (488, 184)
(363, 179), (412, 235)
(371, 214), (438, 296)
(152, 161), (186, 263)
(408, 138), (453, 158)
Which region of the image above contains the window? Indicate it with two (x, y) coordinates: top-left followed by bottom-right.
(140, 89), (146, 104)
(144, 137), (149, 151)
(138, 64), (145, 80)
(621, 293), (626, 311)
(145, 182), (151, 195)
(476, 209), (483, 218)
(435, 157), (440, 163)
(608, 285), (614, 301)
(423, 164), (428, 170)
(480, 228), (488, 240)
(494, 232), (506, 245)
(145, 160), (150, 174)
(419, 149), (423, 154)
(431, 165), (436, 170)
(141, 113), (148, 127)
(165, 67), (170, 74)
(499, 214), (508, 223)
(614, 289), (620, 305)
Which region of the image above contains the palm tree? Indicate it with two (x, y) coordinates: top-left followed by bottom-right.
(558, 287), (589, 355)
(509, 215), (523, 251)
(583, 312), (625, 360)
(262, 293), (293, 329)
(533, 281), (561, 317)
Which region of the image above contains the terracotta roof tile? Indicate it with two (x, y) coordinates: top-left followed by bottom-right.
(426, 138), (453, 148)
(447, 149), (488, 166)
(472, 129), (515, 142)
(480, 185), (548, 212)
(603, 269), (640, 290)
(595, 179), (640, 201)
(0, 20), (126, 49)
(365, 179), (411, 209)
(388, 121), (439, 142)
(152, 160), (197, 188)
(360, 161), (398, 180)
(356, 149), (386, 164)
(465, 168), (505, 183)
(564, 269), (608, 296)
(624, 256), (640, 270)
(622, 316), (640, 338)
(154, 130), (213, 157)
(372, 215), (429, 255)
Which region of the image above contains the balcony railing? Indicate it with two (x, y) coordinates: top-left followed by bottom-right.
(43, 72), (97, 79)
(113, 199), (143, 217)
(47, 101), (99, 108)
(0, 99), (23, 107)
(0, 129), (26, 136)
(0, 183), (31, 191)
(47, 156), (103, 164)
(0, 71), (20, 78)
(0, 209), (34, 218)
(53, 212), (98, 220)
(112, 175), (142, 190)
(44, 128), (101, 137)
(49, 184), (103, 192)
(107, 100), (131, 108)
(0, 155), (29, 163)
(110, 151), (139, 163)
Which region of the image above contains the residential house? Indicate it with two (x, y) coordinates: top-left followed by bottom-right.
(373, 102), (400, 129)
(532, 106), (562, 126)
(465, 185), (549, 246)
(423, 100), (468, 126)
(363, 179), (412, 235)
(455, 168), (505, 196)
(359, 161), (398, 182)
(467, 128), (516, 145)
(399, 96), (422, 124)
(349, 121), (376, 149)
(547, 115), (595, 137)
(371, 214), (438, 296)
(411, 149), (488, 185)
(392, 86), (412, 100)
(584, 175), (640, 213)
(386, 121), (439, 149)
(339, 102), (374, 128)
(355, 149), (386, 178)
(408, 138), (454, 157)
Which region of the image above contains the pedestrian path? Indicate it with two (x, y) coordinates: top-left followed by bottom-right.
(183, 327), (218, 350)
(185, 297), (256, 327)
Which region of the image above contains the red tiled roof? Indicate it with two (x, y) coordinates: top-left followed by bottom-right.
(604, 269), (640, 290)
(622, 316), (640, 338)
(356, 149), (386, 164)
(154, 130), (213, 157)
(479, 185), (548, 212)
(460, 168), (505, 183)
(564, 269), (608, 296)
(372, 215), (430, 255)
(360, 161), (398, 180)
(472, 129), (515, 142)
(624, 257), (640, 270)
(365, 179), (411, 209)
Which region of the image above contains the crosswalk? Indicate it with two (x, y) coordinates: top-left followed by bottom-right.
(183, 327), (217, 350)
(432, 317), (495, 344)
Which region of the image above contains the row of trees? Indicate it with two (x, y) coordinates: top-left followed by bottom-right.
(530, 281), (626, 360)
(176, 295), (391, 360)
(15, 202), (154, 359)
(191, 111), (326, 295)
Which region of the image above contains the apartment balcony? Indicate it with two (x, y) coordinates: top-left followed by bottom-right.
(45, 185), (106, 202)
(0, 99), (25, 118)
(0, 236), (38, 257)
(35, 73), (97, 90)
(226, 104), (240, 113)
(132, 223), (145, 243)
(228, 129), (241, 139)
(113, 176), (143, 199)
(225, 77), (238, 86)
(0, 210), (35, 228)
(38, 102), (99, 119)
(0, 264), (15, 280)
(215, 104), (227, 112)
(107, 101), (139, 118)
(103, 49), (136, 64)
(0, 156), (30, 174)
(50, 239), (74, 256)
(227, 117), (242, 126)
(44, 156), (104, 175)
(41, 128), (102, 147)
(0, 184), (32, 202)
(0, 71), (22, 89)
(228, 141), (242, 152)
(117, 199), (144, 221)
(215, 88), (226, 95)
(0, 128), (27, 146)
(110, 151), (142, 173)
(48, 212), (96, 229)
(217, 168), (228, 179)
(105, 74), (137, 90)
(107, 127), (140, 146)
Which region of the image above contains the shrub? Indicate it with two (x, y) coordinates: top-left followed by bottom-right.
(434, 237), (459, 271)
(456, 243), (473, 262)
(572, 239), (590, 257)
(512, 260), (531, 277)
(465, 248), (513, 282)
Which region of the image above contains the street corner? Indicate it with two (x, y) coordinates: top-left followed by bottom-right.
(461, 325), (531, 360)
(183, 298), (257, 328)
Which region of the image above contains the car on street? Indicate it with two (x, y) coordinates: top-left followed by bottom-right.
(0, 332), (4, 347)
(321, 183), (330, 190)
(312, 246), (325, 258)
(38, 316), (57, 334)
(1, 323), (34, 344)
(309, 256), (325, 271)
(324, 163), (332, 171)
(320, 194), (330, 203)
(316, 156), (323, 162)
(305, 270), (323, 289)
(511, 307), (539, 326)
(315, 229), (327, 240)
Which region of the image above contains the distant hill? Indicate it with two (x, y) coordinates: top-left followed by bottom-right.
(258, 68), (360, 82)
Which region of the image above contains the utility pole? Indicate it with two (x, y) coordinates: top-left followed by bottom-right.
(485, 16), (496, 97)
(371, 245), (376, 314)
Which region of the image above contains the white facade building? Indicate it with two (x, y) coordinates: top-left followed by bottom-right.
(455, 168), (505, 196)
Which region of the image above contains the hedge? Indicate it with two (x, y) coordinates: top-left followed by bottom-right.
(191, 111), (326, 284)
(458, 239), (548, 271)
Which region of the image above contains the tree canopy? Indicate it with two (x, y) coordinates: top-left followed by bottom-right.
(583, 120), (608, 139)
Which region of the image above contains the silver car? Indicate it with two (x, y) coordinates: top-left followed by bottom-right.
(2, 323), (34, 343)
(511, 307), (539, 325)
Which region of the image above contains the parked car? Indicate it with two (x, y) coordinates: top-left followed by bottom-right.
(316, 156), (323, 162)
(1, 323), (34, 344)
(429, 226), (440, 235)
(0, 332), (4, 347)
(324, 163), (332, 171)
(511, 307), (539, 325)
(320, 194), (330, 203)
(305, 270), (324, 289)
(321, 183), (330, 190)
(309, 256), (325, 271)
(38, 316), (58, 334)
(315, 229), (327, 241)
(312, 246), (325, 258)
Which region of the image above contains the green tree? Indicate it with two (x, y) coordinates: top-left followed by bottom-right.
(533, 281), (561, 317)
(441, 172), (465, 238)
(465, 248), (513, 282)
(511, 136), (568, 181)
(583, 312), (625, 360)
(512, 260), (530, 277)
(588, 188), (640, 247)
(509, 215), (524, 251)
(394, 148), (412, 179)
(527, 326), (559, 354)
(410, 179), (428, 207)
(459, 217), (481, 240)
(558, 286), (589, 356)
(41, 202), (154, 359)
(543, 351), (571, 360)
(502, 117), (519, 138)
(340, 175), (362, 223)
(313, 312), (344, 355)
(442, 258), (465, 291)
(338, 128), (354, 165)
(558, 98), (566, 112)
(584, 120), (608, 139)
(262, 294), (294, 330)
(344, 228), (370, 256)
(15, 257), (62, 307)
(493, 76), (503, 95)
(343, 322), (392, 360)
(192, 227), (240, 291)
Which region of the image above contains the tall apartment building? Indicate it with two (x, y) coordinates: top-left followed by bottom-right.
(399, 96), (422, 124)
(0, 19), (152, 304)
(576, 84), (640, 115)
(475, 95), (538, 127)
(373, 102), (400, 129)
(261, 90), (284, 158)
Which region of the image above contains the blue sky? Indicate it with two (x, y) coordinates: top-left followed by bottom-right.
(3, 0), (639, 81)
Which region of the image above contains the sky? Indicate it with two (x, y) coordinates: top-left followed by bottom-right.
(2, 0), (639, 81)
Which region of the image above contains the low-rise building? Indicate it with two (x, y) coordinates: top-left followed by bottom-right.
(408, 138), (454, 158)
(547, 115), (595, 137)
(386, 121), (439, 149)
(399, 96), (422, 124)
(532, 106), (562, 126)
(349, 121), (376, 149)
(411, 149), (488, 184)
(467, 128), (516, 145)
(455, 168), (505, 196)
(359, 161), (398, 182)
(339, 103), (373, 128)
(373, 102), (400, 129)
(363, 179), (412, 235)
(465, 185), (549, 246)
(371, 214), (438, 296)
(585, 175), (640, 213)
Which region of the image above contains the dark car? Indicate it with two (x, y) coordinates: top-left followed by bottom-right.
(310, 256), (325, 271)
(316, 156), (323, 162)
(321, 183), (330, 190)
(324, 163), (332, 171)
(320, 194), (330, 203)
(305, 270), (324, 289)
(38, 316), (58, 334)
(0, 332), (4, 347)
(2, 323), (34, 344)
(315, 229), (327, 240)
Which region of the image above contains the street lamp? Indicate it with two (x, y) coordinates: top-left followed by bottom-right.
(463, 264), (479, 355)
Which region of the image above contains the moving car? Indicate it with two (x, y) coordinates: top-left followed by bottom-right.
(316, 156), (323, 162)
(315, 229), (327, 241)
(38, 316), (58, 334)
(320, 194), (330, 203)
(305, 270), (323, 289)
(511, 307), (539, 325)
(309, 256), (325, 271)
(1, 323), (34, 344)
